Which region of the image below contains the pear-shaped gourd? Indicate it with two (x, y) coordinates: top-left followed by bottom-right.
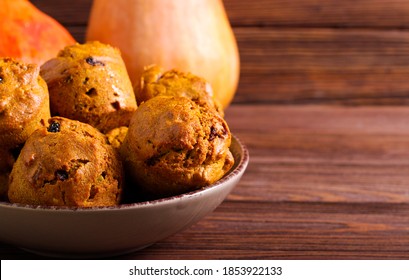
(86, 0), (239, 109)
(0, 0), (76, 66)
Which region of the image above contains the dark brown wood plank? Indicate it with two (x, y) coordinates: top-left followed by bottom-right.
(234, 27), (409, 104)
(224, 0), (409, 28)
(225, 105), (409, 204)
(31, 0), (409, 29)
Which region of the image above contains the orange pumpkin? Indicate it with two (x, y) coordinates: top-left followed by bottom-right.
(0, 0), (76, 66)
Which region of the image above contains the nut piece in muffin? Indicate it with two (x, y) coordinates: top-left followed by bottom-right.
(106, 126), (128, 150)
(40, 41), (137, 133)
(0, 58), (51, 150)
(8, 117), (123, 207)
(135, 65), (223, 116)
(120, 96), (234, 198)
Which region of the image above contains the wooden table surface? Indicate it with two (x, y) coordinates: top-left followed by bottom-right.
(2, 0), (409, 259)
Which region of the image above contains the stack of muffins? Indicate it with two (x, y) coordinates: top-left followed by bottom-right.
(0, 41), (234, 207)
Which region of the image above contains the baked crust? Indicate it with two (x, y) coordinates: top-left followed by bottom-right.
(136, 65), (223, 116)
(41, 41), (137, 133)
(0, 58), (50, 150)
(121, 96), (234, 198)
(8, 117), (124, 207)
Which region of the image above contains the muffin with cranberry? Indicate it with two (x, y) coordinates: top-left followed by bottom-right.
(135, 65), (223, 116)
(8, 117), (123, 207)
(120, 95), (234, 198)
(40, 41), (137, 133)
(0, 58), (50, 150)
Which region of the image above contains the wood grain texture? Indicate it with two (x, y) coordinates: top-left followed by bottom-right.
(235, 27), (409, 104)
(223, 0), (409, 28)
(225, 105), (409, 204)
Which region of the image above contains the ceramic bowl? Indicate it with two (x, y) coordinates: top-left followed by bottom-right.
(0, 135), (249, 258)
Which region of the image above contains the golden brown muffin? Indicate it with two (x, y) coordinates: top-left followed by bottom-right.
(106, 126), (128, 150)
(0, 58), (51, 150)
(120, 96), (234, 198)
(136, 65), (223, 116)
(40, 41), (137, 133)
(0, 149), (15, 201)
(8, 117), (123, 207)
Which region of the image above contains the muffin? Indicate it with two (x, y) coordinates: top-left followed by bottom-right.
(0, 58), (50, 150)
(0, 149), (15, 201)
(120, 96), (234, 198)
(106, 126), (128, 150)
(8, 117), (123, 207)
(40, 41), (137, 133)
(135, 65), (223, 116)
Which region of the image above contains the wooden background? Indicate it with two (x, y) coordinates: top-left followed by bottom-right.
(2, 0), (409, 259)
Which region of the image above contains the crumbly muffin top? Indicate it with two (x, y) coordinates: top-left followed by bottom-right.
(0, 58), (49, 148)
(8, 117), (123, 207)
(40, 41), (137, 133)
(121, 95), (233, 197)
(136, 65), (223, 115)
(125, 96), (229, 166)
